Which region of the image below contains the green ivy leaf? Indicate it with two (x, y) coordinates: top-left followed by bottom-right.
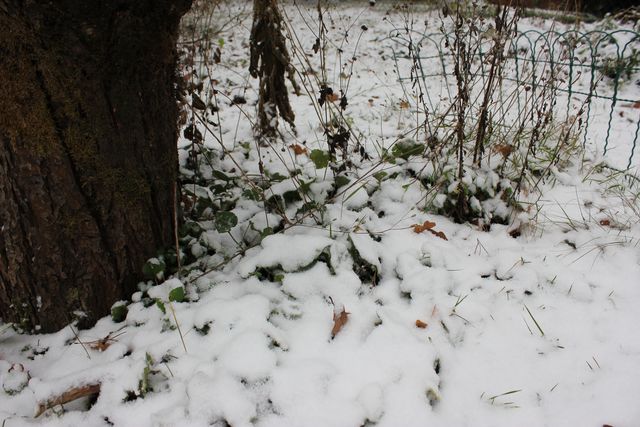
(142, 258), (165, 279)
(163, 249), (180, 269)
(168, 286), (185, 303)
(215, 211), (238, 233)
(297, 200), (325, 215)
(373, 171), (388, 182)
(334, 175), (350, 188)
(283, 190), (302, 204)
(211, 170), (231, 181)
(242, 188), (261, 201)
(267, 172), (288, 183)
(391, 140), (423, 160)
(261, 227), (274, 240)
(195, 323), (211, 335)
(265, 195), (285, 213)
(179, 221), (203, 238)
(111, 304), (128, 323)
(210, 184), (228, 195)
(310, 149), (330, 169)
(299, 179), (315, 194)
(155, 299), (166, 314)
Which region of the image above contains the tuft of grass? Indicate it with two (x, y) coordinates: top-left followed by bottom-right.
(484, 389), (522, 408)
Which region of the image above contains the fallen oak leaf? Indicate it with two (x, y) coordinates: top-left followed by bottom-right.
(289, 144), (308, 155)
(412, 220), (448, 241)
(431, 230), (448, 241)
(415, 319), (428, 329)
(331, 306), (350, 339)
(87, 339), (111, 352)
(326, 92), (341, 103)
(86, 329), (126, 352)
(494, 143), (514, 158)
(413, 220), (436, 233)
(35, 383), (101, 418)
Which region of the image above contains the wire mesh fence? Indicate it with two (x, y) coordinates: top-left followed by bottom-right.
(388, 26), (640, 173)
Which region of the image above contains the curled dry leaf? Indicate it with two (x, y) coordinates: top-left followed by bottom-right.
(35, 383), (101, 418)
(413, 220), (436, 233)
(431, 230), (448, 240)
(289, 144), (308, 155)
(331, 306), (350, 339)
(87, 331), (125, 352)
(326, 92), (341, 103)
(415, 319), (428, 329)
(88, 339), (111, 352)
(412, 220), (448, 241)
(494, 144), (514, 158)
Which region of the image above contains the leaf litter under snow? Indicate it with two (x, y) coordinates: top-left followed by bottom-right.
(1, 3), (640, 427)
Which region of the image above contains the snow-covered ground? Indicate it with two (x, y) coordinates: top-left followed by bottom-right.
(2, 2), (640, 426)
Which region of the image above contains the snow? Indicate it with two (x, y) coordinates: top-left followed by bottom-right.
(1, 1), (640, 426)
(237, 234), (334, 276)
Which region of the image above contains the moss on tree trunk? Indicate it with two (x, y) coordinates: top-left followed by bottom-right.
(0, 0), (191, 332)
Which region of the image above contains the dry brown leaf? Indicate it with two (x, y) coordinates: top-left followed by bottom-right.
(289, 144), (308, 155)
(399, 100), (410, 109)
(412, 221), (448, 241)
(84, 330), (125, 352)
(599, 219), (611, 226)
(35, 383), (101, 417)
(331, 307), (350, 339)
(413, 220), (436, 233)
(494, 144), (514, 158)
(415, 319), (428, 329)
(88, 339), (111, 352)
(432, 230), (448, 241)
(326, 93), (340, 103)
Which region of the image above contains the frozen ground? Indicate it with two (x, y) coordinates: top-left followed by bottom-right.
(1, 2), (640, 426)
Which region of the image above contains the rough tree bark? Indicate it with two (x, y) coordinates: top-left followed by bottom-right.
(0, 0), (191, 332)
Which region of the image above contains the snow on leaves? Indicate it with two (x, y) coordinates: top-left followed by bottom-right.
(35, 383), (101, 418)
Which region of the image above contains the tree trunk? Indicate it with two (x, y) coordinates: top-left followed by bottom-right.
(0, 0), (191, 332)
